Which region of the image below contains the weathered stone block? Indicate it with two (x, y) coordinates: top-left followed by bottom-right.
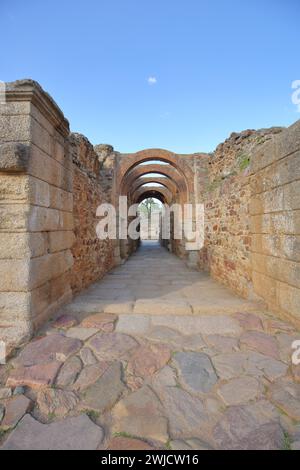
(28, 176), (50, 207)
(29, 250), (73, 289)
(29, 282), (51, 317)
(0, 233), (29, 259)
(0, 143), (30, 172)
(283, 180), (300, 211)
(50, 271), (72, 303)
(250, 138), (277, 174)
(49, 231), (74, 253)
(251, 211), (300, 236)
(276, 120), (300, 160)
(0, 101), (30, 116)
(28, 206), (73, 232)
(265, 256), (300, 289)
(49, 185), (73, 212)
(252, 271), (276, 305)
(0, 291), (31, 319)
(0, 114), (31, 142)
(28, 145), (73, 192)
(276, 281), (300, 320)
(31, 118), (52, 156)
(0, 204), (30, 231)
(0, 174), (29, 202)
(0, 259), (30, 291)
(30, 103), (55, 138)
(252, 151), (300, 195)
(54, 140), (64, 164)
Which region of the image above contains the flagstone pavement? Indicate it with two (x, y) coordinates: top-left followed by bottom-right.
(1, 241), (300, 450)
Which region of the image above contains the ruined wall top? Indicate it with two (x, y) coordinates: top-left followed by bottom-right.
(4, 79), (70, 137)
(209, 127), (284, 181)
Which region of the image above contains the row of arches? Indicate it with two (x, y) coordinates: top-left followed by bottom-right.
(113, 149), (198, 262)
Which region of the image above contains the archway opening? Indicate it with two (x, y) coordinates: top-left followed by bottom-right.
(138, 197), (163, 242)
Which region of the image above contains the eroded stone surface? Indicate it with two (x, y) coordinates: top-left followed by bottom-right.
(13, 335), (82, 367)
(55, 356), (82, 388)
(81, 313), (117, 331)
(112, 415), (169, 444)
(113, 385), (162, 419)
(204, 335), (239, 354)
(53, 314), (78, 330)
(170, 438), (214, 450)
(146, 326), (206, 351)
(212, 351), (287, 381)
(37, 388), (78, 418)
(73, 362), (109, 391)
(88, 332), (138, 360)
(173, 352), (218, 394)
(158, 387), (211, 440)
(233, 312), (263, 331)
(111, 385), (168, 441)
(1, 414), (104, 450)
(0, 388), (12, 399)
(66, 327), (98, 341)
(150, 365), (177, 389)
(81, 362), (125, 412)
(116, 315), (151, 335)
(80, 347), (98, 365)
(7, 362), (62, 389)
(213, 401), (283, 450)
(107, 436), (155, 450)
(127, 343), (171, 379)
(0, 404), (4, 423)
(217, 377), (261, 405)
(269, 379), (300, 420)
(240, 331), (280, 359)
(0, 395), (31, 430)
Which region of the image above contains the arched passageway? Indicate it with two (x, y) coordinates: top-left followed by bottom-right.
(113, 149), (203, 265)
(2, 80), (300, 450)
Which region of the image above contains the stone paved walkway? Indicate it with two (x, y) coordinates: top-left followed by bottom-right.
(1, 241), (300, 450)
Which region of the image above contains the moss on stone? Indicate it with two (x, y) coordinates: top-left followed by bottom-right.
(237, 152), (250, 171)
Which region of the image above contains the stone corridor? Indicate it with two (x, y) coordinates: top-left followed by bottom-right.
(1, 241), (300, 450)
(1, 80), (300, 450)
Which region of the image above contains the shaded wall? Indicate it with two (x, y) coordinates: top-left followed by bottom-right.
(70, 134), (115, 294)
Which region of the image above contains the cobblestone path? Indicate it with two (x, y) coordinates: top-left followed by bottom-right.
(1, 242), (300, 450)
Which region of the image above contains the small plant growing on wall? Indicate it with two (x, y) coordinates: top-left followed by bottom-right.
(237, 152), (250, 171)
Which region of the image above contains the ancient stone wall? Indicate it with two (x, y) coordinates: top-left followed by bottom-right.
(250, 120), (300, 323)
(0, 80), (73, 353)
(202, 128), (283, 298)
(70, 134), (115, 294)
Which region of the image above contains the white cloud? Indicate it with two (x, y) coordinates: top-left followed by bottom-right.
(147, 76), (157, 85)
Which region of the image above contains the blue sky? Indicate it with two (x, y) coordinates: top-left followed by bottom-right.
(0, 0), (299, 153)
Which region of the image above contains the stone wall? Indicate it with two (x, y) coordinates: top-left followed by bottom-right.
(250, 120), (300, 323)
(0, 80), (73, 353)
(202, 128), (283, 298)
(70, 134), (115, 294)
(201, 121), (300, 326)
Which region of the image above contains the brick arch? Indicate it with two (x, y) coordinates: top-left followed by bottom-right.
(131, 176), (178, 197)
(117, 148), (194, 200)
(133, 185), (173, 205)
(120, 164), (187, 201)
(135, 188), (171, 205)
